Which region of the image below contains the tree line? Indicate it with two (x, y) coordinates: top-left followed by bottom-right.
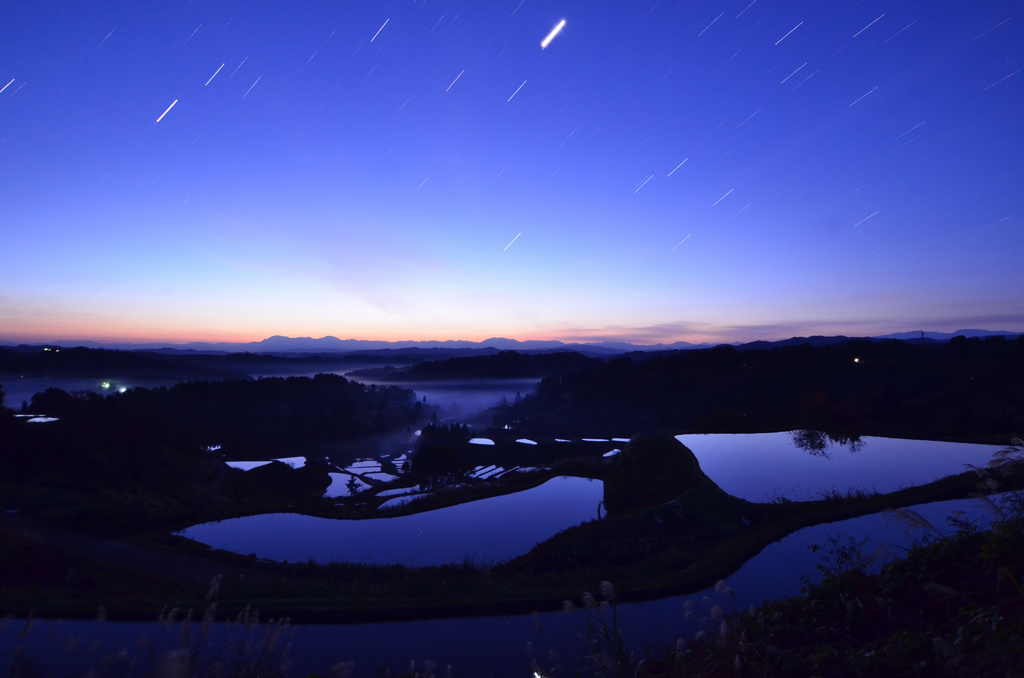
(493, 335), (1024, 442)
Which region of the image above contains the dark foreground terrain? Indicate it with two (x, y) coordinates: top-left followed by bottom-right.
(1, 337), (1022, 674)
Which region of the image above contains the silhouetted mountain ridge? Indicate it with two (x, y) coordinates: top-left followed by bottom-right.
(0, 329), (1019, 355)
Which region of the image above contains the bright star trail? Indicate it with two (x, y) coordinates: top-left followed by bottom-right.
(445, 70), (464, 92)
(852, 15), (885, 39)
(1, 1), (1021, 346)
(731, 203), (752, 220)
(790, 69), (818, 90)
(182, 24), (201, 47)
(699, 13), (724, 37)
(779, 63), (807, 84)
(667, 159), (688, 177)
(736, 108), (762, 128)
(984, 69), (1021, 90)
(204, 64), (224, 86)
(96, 28), (115, 49)
(241, 76), (261, 99)
(775, 21), (803, 45)
(541, 19), (566, 49)
(895, 122), (926, 139)
(851, 211), (880, 228)
(632, 175), (654, 193)
(736, 0), (758, 19)
(672, 234), (692, 251)
(410, 177), (429, 198)
(155, 99), (178, 123)
(973, 17), (1011, 42)
(489, 166), (508, 185)
(848, 86), (878, 107)
(712, 189), (734, 206)
(507, 80), (527, 102)
(229, 57), (247, 77)
(884, 20), (919, 44)
(371, 18), (389, 42)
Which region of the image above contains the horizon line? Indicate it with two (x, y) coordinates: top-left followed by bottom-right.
(1, 328), (1020, 351)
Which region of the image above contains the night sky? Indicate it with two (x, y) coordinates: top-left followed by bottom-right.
(2, 1), (1021, 345)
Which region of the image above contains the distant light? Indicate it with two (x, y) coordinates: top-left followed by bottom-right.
(854, 358), (860, 363)
(43, 348), (50, 352)
(541, 19), (566, 49)
(101, 382), (110, 389)
(118, 387), (127, 393)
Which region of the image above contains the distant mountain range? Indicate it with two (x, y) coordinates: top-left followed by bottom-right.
(0, 330), (1019, 356)
(0, 335), (714, 356)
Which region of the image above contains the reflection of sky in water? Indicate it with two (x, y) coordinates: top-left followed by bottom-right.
(225, 456), (305, 471)
(62, 494), (1008, 677)
(324, 473), (370, 498)
(179, 476), (603, 566)
(676, 432), (1002, 502)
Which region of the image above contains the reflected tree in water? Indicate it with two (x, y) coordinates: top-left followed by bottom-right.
(792, 430), (865, 458)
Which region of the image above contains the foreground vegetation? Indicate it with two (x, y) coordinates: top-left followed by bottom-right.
(5, 479), (1022, 676)
(666, 503), (1024, 677)
(549, 440), (1024, 677)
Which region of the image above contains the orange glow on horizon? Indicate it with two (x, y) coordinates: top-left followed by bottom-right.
(2, 322), (708, 347)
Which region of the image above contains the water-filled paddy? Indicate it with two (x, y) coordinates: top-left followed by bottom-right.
(188, 433), (1004, 567)
(178, 476), (603, 566)
(678, 431), (1001, 501)
(16, 493), (1007, 677)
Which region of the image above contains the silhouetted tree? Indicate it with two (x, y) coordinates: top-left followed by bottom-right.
(413, 423), (471, 475)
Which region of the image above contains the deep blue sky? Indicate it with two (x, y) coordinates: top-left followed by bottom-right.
(2, 1), (1021, 344)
